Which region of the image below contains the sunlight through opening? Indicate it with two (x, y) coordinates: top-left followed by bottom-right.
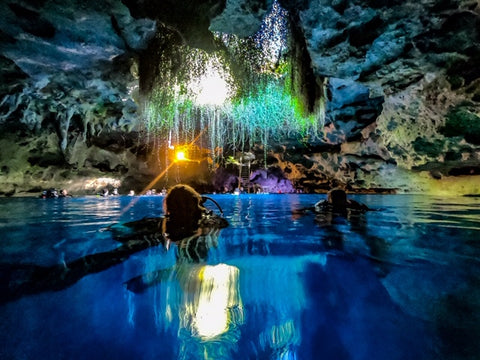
(193, 70), (231, 106)
(188, 58), (233, 106)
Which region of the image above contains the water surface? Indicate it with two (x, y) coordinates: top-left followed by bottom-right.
(0, 194), (479, 360)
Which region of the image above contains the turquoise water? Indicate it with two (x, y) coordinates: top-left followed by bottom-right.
(0, 194), (479, 360)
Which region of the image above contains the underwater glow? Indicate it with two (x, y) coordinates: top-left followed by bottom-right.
(181, 263), (243, 340)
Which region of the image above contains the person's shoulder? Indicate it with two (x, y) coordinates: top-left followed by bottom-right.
(200, 213), (229, 229)
(106, 217), (165, 240)
(347, 199), (370, 211)
(314, 200), (330, 212)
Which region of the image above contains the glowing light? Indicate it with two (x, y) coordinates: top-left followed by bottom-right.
(194, 264), (242, 338)
(84, 177), (121, 189)
(142, 1), (323, 169)
(176, 151), (186, 161)
(194, 72), (230, 106)
(188, 56), (234, 106)
(180, 263), (243, 339)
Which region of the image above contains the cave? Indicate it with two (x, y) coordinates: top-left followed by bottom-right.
(0, 0), (479, 195)
(0, 1), (480, 359)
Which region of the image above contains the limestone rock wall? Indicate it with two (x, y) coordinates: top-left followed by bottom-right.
(274, 0), (480, 193)
(0, 0), (479, 195)
(0, 0), (157, 195)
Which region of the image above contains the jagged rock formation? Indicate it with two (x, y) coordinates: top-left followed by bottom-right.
(274, 0), (480, 193)
(0, 0), (479, 195)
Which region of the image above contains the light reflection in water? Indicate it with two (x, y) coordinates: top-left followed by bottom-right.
(135, 259), (245, 356)
(2, 195), (479, 359)
(180, 263), (243, 340)
(156, 262), (245, 359)
(259, 319), (299, 358)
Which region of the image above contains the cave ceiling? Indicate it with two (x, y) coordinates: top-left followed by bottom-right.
(2, 0), (479, 94)
(0, 0), (479, 194)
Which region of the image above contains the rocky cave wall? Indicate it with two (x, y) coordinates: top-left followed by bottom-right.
(0, 0), (479, 196)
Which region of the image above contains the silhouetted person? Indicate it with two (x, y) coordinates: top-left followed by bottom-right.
(315, 188), (369, 214)
(110, 184), (227, 244)
(59, 189), (72, 197)
(114, 184), (229, 293)
(0, 184), (227, 304)
(40, 188), (58, 198)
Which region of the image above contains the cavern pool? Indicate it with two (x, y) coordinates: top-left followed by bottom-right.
(0, 194), (479, 360)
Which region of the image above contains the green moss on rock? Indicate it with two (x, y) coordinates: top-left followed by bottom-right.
(440, 106), (480, 145)
(412, 137), (445, 157)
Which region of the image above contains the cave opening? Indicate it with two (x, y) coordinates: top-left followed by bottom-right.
(137, 0), (325, 184)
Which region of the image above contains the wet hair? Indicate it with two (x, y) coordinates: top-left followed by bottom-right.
(164, 184), (206, 223)
(327, 188), (347, 209)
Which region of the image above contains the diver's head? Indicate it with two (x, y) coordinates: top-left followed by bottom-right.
(327, 188), (347, 209)
(164, 184), (206, 223)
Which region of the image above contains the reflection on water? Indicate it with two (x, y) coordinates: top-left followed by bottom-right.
(259, 319), (299, 359)
(176, 263), (244, 359)
(0, 194), (479, 360)
(132, 261), (244, 358)
(185, 264), (243, 339)
(122, 225), (244, 358)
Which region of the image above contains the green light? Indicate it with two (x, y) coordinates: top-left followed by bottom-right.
(141, 0), (325, 166)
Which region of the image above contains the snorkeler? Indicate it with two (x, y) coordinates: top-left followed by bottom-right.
(40, 188), (73, 198)
(59, 189), (72, 197)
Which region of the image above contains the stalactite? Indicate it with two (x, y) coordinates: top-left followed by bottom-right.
(57, 105), (75, 152)
(0, 92), (27, 126)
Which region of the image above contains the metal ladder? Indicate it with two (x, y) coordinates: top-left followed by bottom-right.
(239, 163), (250, 189)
